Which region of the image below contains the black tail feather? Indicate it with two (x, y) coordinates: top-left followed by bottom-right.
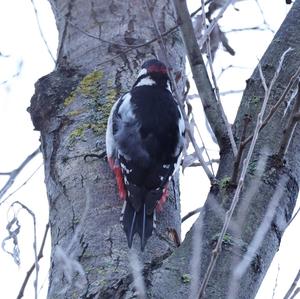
(122, 201), (154, 251)
(141, 204), (146, 251)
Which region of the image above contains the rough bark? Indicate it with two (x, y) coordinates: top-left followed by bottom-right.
(149, 1), (300, 299)
(29, 1), (185, 298)
(28, 0), (300, 299)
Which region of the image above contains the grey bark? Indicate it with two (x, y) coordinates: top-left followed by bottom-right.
(28, 0), (300, 299)
(150, 1), (300, 299)
(29, 1), (185, 298)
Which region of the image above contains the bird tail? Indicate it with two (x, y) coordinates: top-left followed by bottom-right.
(120, 201), (155, 251)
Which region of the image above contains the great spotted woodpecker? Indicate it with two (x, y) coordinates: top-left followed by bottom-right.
(106, 59), (185, 250)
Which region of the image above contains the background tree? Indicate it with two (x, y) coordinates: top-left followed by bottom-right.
(1, 0), (300, 298)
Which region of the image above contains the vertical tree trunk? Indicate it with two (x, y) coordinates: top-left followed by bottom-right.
(28, 0), (300, 298)
(29, 1), (185, 298)
(149, 2), (300, 298)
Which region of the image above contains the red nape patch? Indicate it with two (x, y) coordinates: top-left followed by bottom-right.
(108, 158), (126, 200)
(147, 65), (168, 74)
(156, 184), (169, 212)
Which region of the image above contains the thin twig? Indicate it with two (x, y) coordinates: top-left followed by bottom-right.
(283, 269), (300, 299)
(271, 263), (280, 299)
(182, 207), (202, 223)
(191, 113), (216, 176)
(30, 0), (55, 62)
(0, 61), (23, 86)
(53, 186), (91, 294)
(231, 114), (252, 184)
(172, 0), (237, 156)
(220, 89), (244, 96)
(254, 0), (275, 33)
(290, 288), (300, 299)
(241, 62), (300, 150)
(232, 178), (287, 284)
(17, 223), (49, 299)
(232, 49), (295, 179)
(0, 148), (40, 201)
(287, 204), (300, 227)
(224, 26), (266, 33)
(196, 48), (291, 299)
(217, 64), (250, 80)
(278, 81), (300, 157)
(188, 159), (220, 167)
(198, 0), (236, 48)
(0, 164), (43, 207)
(11, 202), (38, 299)
(206, 30), (238, 156)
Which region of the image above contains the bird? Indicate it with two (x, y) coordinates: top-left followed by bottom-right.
(106, 59), (185, 250)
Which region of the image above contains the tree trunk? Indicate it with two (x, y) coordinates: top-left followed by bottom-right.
(28, 0), (300, 298)
(149, 2), (300, 299)
(29, 1), (185, 298)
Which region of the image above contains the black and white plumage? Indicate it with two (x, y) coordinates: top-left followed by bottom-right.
(106, 59), (185, 250)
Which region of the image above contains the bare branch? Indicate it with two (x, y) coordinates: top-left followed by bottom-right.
(0, 147), (40, 203)
(232, 48), (293, 183)
(219, 89), (243, 96)
(283, 269), (300, 299)
(231, 114), (252, 184)
(242, 63), (300, 151)
(217, 64), (250, 80)
(198, 0), (236, 49)
(196, 48), (291, 298)
(272, 263), (280, 299)
(205, 31), (238, 155)
(53, 186), (92, 294)
(290, 288), (300, 299)
(17, 223), (49, 299)
(278, 81), (300, 157)
(30, 0), (55, 62)
(9, 201), (39, 299)
(254, 0), (275, 33)
(181, 207), (202, 223)
(0, 60), (23, 86)
(230, 178), (287, 296)
(224, 26), (266, 33)
(191, 113), (216, 176)
(0, 164), (43, 207)
(287, 203), (300, 227)
(172, 0), (237, 155)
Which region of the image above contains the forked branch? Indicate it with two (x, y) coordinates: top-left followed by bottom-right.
(196, 48), (292, 298)
(172, 0), (238, 156)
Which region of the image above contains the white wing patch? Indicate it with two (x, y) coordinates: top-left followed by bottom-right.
(106, 98), (120, 158)
(173, 107), (185, 157)
(118, 93), (135, 121)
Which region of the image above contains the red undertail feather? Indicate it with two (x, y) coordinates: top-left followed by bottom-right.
(156, 183), (169, 212)
(108, 157), (126, 200)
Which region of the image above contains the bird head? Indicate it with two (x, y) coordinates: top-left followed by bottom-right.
(133, 59), (172, 90)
